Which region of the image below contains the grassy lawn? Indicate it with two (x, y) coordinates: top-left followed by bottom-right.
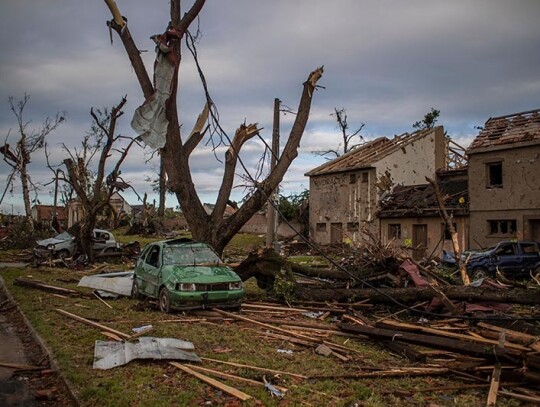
(0, 232), (526, 406)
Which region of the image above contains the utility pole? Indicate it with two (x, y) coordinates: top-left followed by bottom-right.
(52, 169), (63, 232)
(266, 98), (280, 250)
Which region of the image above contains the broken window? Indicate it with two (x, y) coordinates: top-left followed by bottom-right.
(349, 173), (357, 184)
(145, 246), (161, 268)
(486, 162), (503, 188)
(347, 222), (359, 232)
(494, 242), (517, 256)
(488, 220), (516, 236)
(316, 223), (327, 232)
(388, 224), (401, 239)
(441, 223), (457, 240)
(520, 242), (539, 254)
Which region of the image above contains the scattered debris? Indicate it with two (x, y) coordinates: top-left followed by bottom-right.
(14, 278), (88, 298)
(263, 376), (285, 398)
(78, 271), (134, 297)
(93, 337), (199, 370)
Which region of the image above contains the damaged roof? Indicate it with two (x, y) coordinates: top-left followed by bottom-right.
(378, 176), (468, 218)
(305, 127), (439, 177)
(468, 108), (540, 152)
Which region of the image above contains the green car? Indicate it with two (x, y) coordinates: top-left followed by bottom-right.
(132, 238), (244, 312)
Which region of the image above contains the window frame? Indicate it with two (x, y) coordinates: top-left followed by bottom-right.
(486, 161), (503, 188)
(388, 223), (401, 239)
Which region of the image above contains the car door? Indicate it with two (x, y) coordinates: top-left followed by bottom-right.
(141, 245), (162, 297)
(493, 242), (520, 275)
(92, 230), (108, 252)
(519, 242), (540, 277)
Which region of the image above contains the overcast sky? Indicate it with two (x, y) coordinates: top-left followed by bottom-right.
(1, 0), (539, 214)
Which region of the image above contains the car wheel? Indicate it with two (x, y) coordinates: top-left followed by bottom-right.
(131, 278), (141, 299)
(57, 249), (70, 260)
(472, 267), (488, 280)
(159, 287), (172, 313)
(104, 247), (116, 254)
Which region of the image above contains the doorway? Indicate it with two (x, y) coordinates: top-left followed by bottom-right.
(330, 223), (343, 244)
(412, 224), (428, 260)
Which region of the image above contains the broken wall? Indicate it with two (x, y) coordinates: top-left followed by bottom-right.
(380, 215), (469, 260)
(308, 127), (446, 245)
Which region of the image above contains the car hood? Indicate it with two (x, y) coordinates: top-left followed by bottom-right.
(36, 237), (71, 246)
(162, 264), (241, 283)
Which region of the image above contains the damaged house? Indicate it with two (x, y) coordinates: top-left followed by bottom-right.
(378, 168), (469, 260)
(467, 109), (540, 248)
(306, 127), (446, 245)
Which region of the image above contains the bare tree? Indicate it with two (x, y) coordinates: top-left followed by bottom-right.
(103, 0), (324, 254)
(52, 96), (138, 262)
(312, 108), (364, 159)
(0, 94), (64, 225)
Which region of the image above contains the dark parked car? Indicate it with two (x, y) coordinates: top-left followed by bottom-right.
(132, 238), (244, 312)
(466, 240), (540, 280)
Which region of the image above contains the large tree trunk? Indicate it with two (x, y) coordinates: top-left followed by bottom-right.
(79, 214), (96, 263)
(294, 285), (539, 305)
(20, 158), (33, 227)
(158, 156), (166, 218)
(104, 0), (322, 256)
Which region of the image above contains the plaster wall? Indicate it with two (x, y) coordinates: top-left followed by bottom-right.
(380, 215), (469, 258)
(375, 127), (445, 190)
(309, 127), (446, 245)
(468, 142), (540, 248)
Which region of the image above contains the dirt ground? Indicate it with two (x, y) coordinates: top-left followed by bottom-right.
(0, 279), (76, 406)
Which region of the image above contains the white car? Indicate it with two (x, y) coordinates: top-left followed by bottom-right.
(34, 229), (119, 258)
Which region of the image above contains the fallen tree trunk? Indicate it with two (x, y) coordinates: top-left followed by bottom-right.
(294, 285), (539, 305)
(338, 323), (521, 360)
(233, 248), (350, 285)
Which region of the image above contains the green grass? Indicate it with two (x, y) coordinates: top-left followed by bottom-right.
(0, 252), (528, 406)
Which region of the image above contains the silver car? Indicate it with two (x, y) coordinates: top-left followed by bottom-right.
(34, 228), (119, 258)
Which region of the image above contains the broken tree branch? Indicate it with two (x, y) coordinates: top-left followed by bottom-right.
(426, 176), (470, 285)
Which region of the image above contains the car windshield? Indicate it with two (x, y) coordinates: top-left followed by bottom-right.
(162, 244), (222, 266)
(55, 231), (73, 240)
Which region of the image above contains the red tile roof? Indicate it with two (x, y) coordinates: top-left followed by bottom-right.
(468, 108), (540, 151)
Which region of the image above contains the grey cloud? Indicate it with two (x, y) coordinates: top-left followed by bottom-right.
(1, 1), (539, 213)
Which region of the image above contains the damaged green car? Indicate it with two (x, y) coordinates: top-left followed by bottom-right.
(132, 238), (244, 312)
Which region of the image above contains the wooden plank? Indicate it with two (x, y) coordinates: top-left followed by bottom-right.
(170, 362), (251, 401)
(0, 362), (47, 371)
(486, 365), (501, 406)
(201, 357), (307, 379)
(93, 292), (113, 309)
(55, 309), (130, 339)
(188, 364), (287, 392)
(100, 331), (124, 342)
(14, 278), (85, 297)
(379, 320), (528, 352)
(214, 309), (319, 344)
(311, 367), (449, 380)
(499, 390), (540, 404)
(339, 323), (521, 359)
(477, 322), (540, 352)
